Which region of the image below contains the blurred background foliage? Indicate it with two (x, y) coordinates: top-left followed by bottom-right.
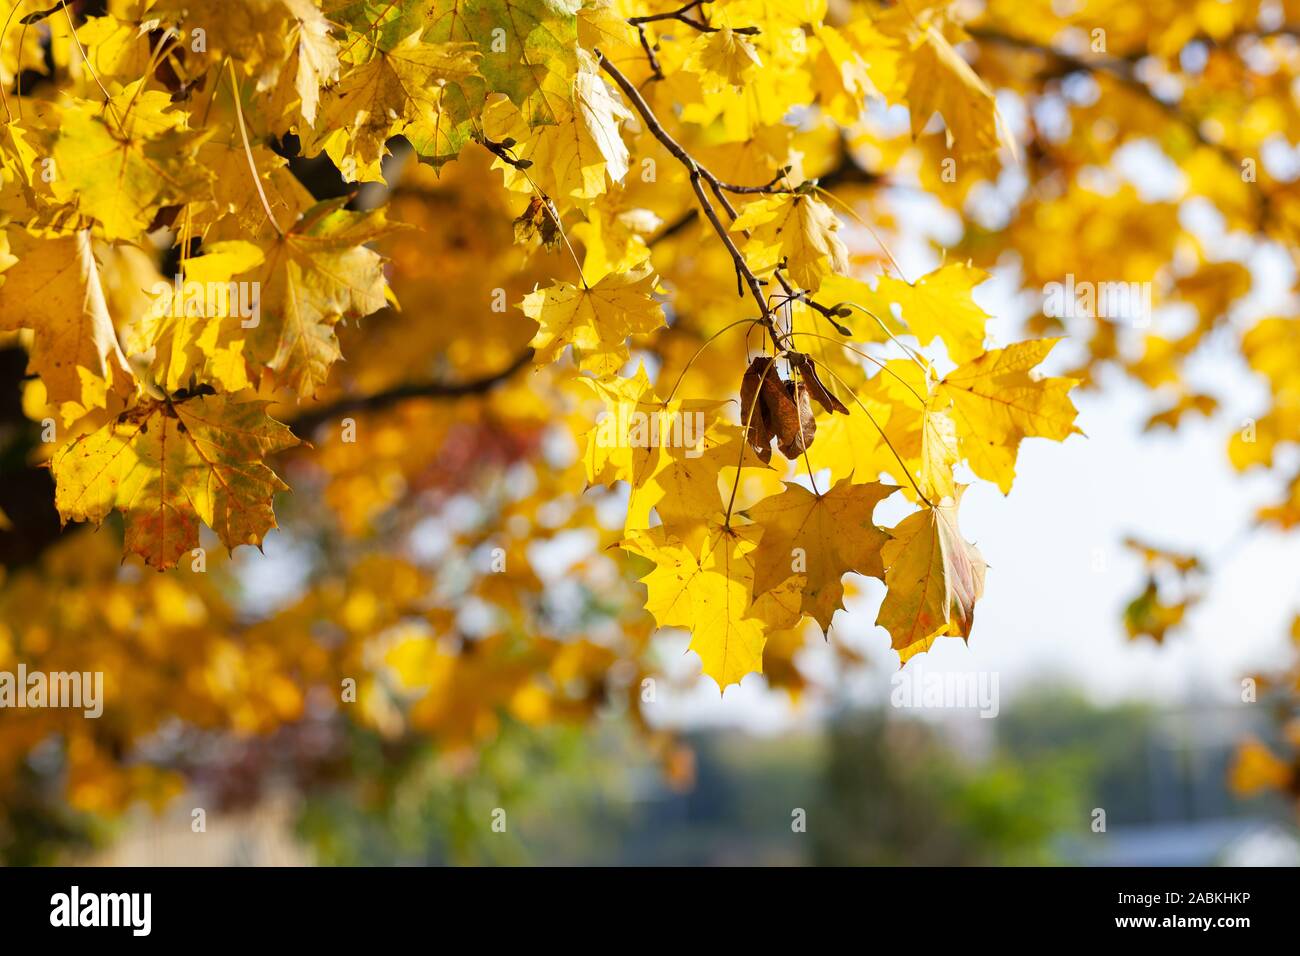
(19, 687), (1284, 866)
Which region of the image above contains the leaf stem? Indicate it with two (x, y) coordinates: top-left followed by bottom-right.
(783, 330), (929, 408)
(227, 60), (285, 238)
(61, 0), (127, 135)
(835, 300), (930, 373)
(789, 359), (822, 497)
(815, 357), (933, 507)
(723, 351), (779, 526)
(664, 318), (761, 403)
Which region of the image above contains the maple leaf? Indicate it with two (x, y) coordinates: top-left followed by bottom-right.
(805, 394), (896, 483)
(1122, 577), (1190, 644)
(578, 365), (710, 487)
(647, 424), (774, 547)
(1230, 739), (1296, 797)
(876, 493), (987, 664)
(128, 241), (266, 396)
(623, 523), (776, 692)
(426, 0), (579, 128)
(810, 22), (894, 124)
(52, 393), (301, 570)
(687, 26), (763, 86)
(576, 0), (641, 61)
(884, 13), (1012, 161)
(522, 262), (664, 373)
(49, 98), (210, 241)
(875, 262), (991, 363)
(809, 358), (949, 499)
(918, 398), (960, 504)
(192, 140), (315, 242)
(577, 366), (768, 545)
(747, 479), (896, 632)
(250, 198), (405, 397)
(483, 50), (632, 202)
(732, 192), (849, 292)
(935, 338), (1081, 494)
(285, 0), (343, 126)
(303, 30), (482, 179)
(0, 227), (132, 418)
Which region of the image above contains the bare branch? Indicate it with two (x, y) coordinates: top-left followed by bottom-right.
(596, 49), (785, 349)
(290, 349), (534, 438)
(629, 0), (759, 35)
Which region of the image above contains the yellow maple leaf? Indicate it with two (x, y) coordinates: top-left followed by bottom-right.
(804, 380), (896, 483)
(250, 198), (405, 397)
(0, 227), (132, 419)
(303, 30), (482, 180)
(128, 240), (266, 395)
(285, 0), (342, 126)
(918, 397), (960, 503)
(1230, 738), (1294, 796)
(49, 98), (210, 241)
(523, 262), (664, 373)
(484, 51), (632, 202)
(687, 26), (763, 86)
(577, 366), (772, 546)
(875, 262), (991, 363)
(731, 192), (849, 292)
(746, 478), (896, 632)
(623, 523), (769, 692)
(52, 393), (301, 570)
(810, 21), (896, 124)
(935, 338), (1081, 494)
(889, 15), (1013, 161)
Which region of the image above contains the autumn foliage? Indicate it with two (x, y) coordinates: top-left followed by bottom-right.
(0, 0), (1297, 850)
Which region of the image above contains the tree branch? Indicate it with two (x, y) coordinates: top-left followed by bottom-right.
(629, 0), (758, 35)
(596, 49), (786, 349)
(648, 145), (885, 249)
(289, 349), (534, 438)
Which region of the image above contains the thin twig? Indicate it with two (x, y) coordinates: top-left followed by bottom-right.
(629, 0), (758, 35)
(634, 24), (663, 81)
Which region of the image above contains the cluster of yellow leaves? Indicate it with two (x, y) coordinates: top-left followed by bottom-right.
(577, 326), (1077, 689)
(1, 0), (1082, 732)
(0, 0), (1295, 834)
(0, 527), (630, 819)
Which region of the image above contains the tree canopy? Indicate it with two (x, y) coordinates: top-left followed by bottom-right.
(0, 0), (1299, 854)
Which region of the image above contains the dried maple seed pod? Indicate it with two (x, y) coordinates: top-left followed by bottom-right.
(777, 378), (817, 458)
(787, 352), (848, 415)
(739, 356), (778, 463)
